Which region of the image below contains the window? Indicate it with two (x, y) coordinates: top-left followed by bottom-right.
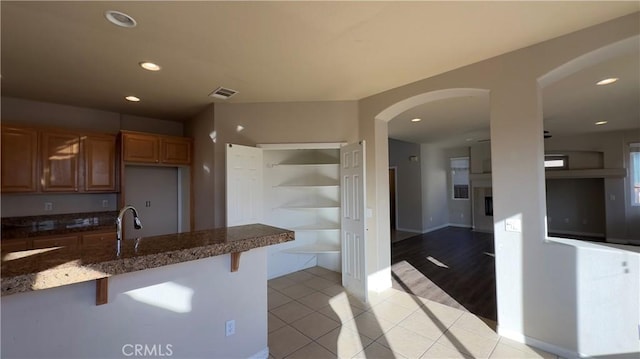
(631, 143), (640, 206)
(544, 154), (568, 169)
(451, 157), (469, 200)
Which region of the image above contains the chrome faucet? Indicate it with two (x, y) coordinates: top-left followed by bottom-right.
(116, 205), (142, 255)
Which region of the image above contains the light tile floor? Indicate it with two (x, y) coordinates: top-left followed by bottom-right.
(268, 266), (558, 359)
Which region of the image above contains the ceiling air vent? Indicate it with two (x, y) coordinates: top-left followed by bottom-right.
(209, 87), (238, 100)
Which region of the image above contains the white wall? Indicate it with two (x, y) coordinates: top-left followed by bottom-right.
(388, 138), (423, 232)
(1, 247), (269, 359)
(358, 13), (640, 357)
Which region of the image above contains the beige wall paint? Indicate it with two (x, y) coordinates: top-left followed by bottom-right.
(388, 138), (423, 232)
(546, 178), (606, 236)
(358, 13), (639, 357)
(185, 101), (359, 229)
(1, 96), (184, 136)
(469, 129), (639, 241)
(184, 104), (217, 230)
(419, 144), (449, 232)
(1, 247), (269, 358)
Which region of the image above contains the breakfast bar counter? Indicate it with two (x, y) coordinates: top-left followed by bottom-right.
(1, 223), (294, 297)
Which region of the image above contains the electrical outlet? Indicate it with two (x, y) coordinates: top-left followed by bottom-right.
(44, 202), (53, 211)
(102, 200), (109, 208)
(225, 320), (235, 337)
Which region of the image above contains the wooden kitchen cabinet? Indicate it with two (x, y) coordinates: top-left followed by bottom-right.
(161, 136), (191, 165)
(41, 131), (80, 192)
(32, 234), (79, 250)
(1, 238), (30, 253)
(122, 131), (192, 165)
(122, 132), (160, 163)
(1, 126), (39, 193)
(82, 231), (116, 245)
(84, 135), (117, 192)
(2, 125), (117, 194)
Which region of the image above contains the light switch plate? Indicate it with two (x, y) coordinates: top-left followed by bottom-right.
(505, 217), (522, 233)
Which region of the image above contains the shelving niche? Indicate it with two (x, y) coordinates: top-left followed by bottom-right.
(259, 143), (342, 277)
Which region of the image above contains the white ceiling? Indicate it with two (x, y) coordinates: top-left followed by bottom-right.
(1, 1), (638, 124)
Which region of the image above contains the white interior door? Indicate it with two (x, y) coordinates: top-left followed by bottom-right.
(226, 144), (263, 226)
(340, 141), (367, 302)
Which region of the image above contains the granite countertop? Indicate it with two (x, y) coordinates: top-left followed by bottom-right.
(1, 223), (294, 296)
(1, 211), (118, 239)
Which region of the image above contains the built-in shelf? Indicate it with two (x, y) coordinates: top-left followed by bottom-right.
(283, 244), (340, 254)
(276, 185), (339, 188)
(259, 143), (343, 276)
(272, 163), (339, 167)
(277, 205), (340, 209)
(290, 224), (340, 231)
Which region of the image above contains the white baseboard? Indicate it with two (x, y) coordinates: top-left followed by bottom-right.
(497, 328), (577, 359)
(448, 223), (472, 229)
(422, 223), (450, 233)
(548, 229), (604, 238)
(368, 269), (392, 293)
(608, 237), (640, 245)
(248, 347), (269, 359)
(472, 228), (494, 233)
(395, 227), (422, 233)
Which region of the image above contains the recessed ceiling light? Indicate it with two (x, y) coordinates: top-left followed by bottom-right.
(139, 62), (161, 71)
(411, 118), (421, 122)
(465, 138), (473, 142)
(595, 121), (608, 125)
(125, 95), (140, 102)
(596, 78), (618, 86)
(105, 10), (137, 28)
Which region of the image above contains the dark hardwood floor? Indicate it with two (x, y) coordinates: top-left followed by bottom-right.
(391, 226), (497, 321)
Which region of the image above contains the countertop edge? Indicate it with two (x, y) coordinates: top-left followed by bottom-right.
(1, 225), (294, 296)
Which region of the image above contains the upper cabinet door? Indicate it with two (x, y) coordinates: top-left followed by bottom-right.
(84, 135), (117, 192)
(161, 137), (192, 165)
(41, 132), (80, 192)
(122, 133), (159, 164)
(1, 126), (38, 193)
